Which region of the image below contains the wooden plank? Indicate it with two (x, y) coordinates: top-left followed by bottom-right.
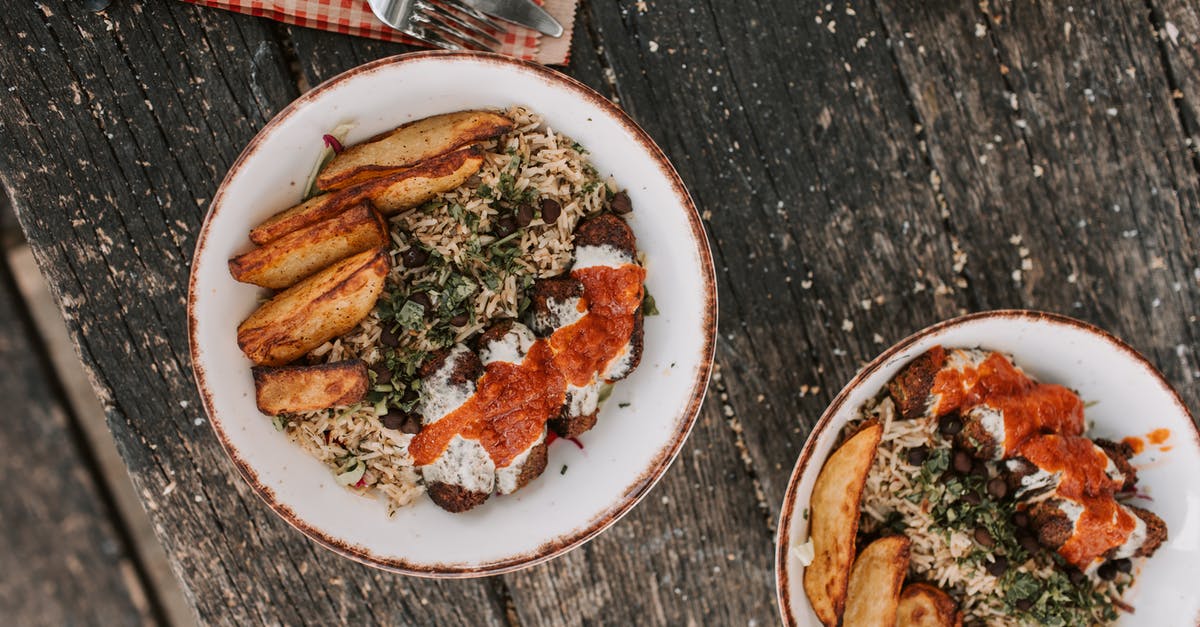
(0, 3), (507, 624)
(0, 256), (155, 626)
(876, 0), (1200, 412)
(1151, 0), (1200, 164)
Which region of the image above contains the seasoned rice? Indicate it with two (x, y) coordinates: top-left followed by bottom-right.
(276, 107), (613, 514)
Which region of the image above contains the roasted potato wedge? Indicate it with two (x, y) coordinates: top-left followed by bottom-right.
(803, 420), (883, 625)
(237, 248), (389, 366)
(356, 145), (485, 215)
(317, 110), (512, 190)
(252, 360), (368, 414)
(896, 583), (962, 627)
(230, 203), (387, 289)
(248, 146), (485, 245)
(842, 535), (910, 627)
(249, 193), (349, 246)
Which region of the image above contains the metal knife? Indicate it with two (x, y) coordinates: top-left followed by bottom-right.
(461, 0), (563, 37)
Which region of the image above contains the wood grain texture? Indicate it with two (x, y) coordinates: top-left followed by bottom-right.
(876, 0), (1199, 409)
(0, 257), (154, 626)
(0, 0), (1197, 624)
(0, 2), (505, 624)
(1151, 0), (1200, 167)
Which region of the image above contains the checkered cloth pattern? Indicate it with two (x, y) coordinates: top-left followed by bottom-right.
(184, 0), (577, 65)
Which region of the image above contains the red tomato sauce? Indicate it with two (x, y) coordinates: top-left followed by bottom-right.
(1122, 435), (1146, 455)
(1059, 496), (1137, 569)
(409, 263), (645, 467)
(929, 351), (1034, 416)
(991, 383), (1085, 455)
(1016, 435), (1122, 498)
(1147, 428), (1170, 445)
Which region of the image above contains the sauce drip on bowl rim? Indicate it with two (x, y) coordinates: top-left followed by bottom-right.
(409, 262), (646, 468)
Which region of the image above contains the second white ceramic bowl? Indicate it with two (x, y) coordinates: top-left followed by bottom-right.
(776, 310), (1200, 626)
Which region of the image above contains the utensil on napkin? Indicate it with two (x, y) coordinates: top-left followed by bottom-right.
(461, 0), (563, 37)
(181, 0), (579, 65)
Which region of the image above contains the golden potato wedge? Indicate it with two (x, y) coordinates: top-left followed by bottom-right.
(252, 360), (368, 415)
(317, 110), (512, 190)
(842, 536), (910, 627)
(896, 583), (962, 627)
(355, 144), (485, 215)
(230, 204), (388, 289)
(248, 146), (485, 245)
(803, 420), (883, 626)
(237, 248), (389, 366)
(249, 193), (349, 246)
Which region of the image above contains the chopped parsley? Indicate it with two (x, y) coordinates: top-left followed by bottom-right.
(395, 300), (426, 331)
(896, 442), (1120, 625)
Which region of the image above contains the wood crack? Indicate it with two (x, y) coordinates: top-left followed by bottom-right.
(578, 0), (622, 103)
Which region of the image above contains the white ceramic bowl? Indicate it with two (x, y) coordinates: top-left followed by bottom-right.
(776, 310), (1200, 625)
(188, 52), (716, 576)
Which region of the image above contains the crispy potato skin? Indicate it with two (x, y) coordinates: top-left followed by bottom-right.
(351, 145), (484, 215)
(230, 204), (387, 289)
(896, 583), (962, 627)
(252, 360), (368, 415)
(317, 111), (512, 190)
(249, 193), (348, 246)
(248, 146), (484, 245)
(804, 421), (883, 626)
(237, 248), (389, 366)
(842, 536), (911, 627)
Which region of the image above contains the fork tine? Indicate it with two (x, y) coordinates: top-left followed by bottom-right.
(411, 13), (493, 50)
(402, 24), (466, 51)
(416, 1), (503, 47)
(434, 0), (509, 35)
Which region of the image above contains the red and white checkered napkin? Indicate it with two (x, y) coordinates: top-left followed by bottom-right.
(184, 0), (578, 65)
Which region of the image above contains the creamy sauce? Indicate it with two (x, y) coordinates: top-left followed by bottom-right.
(420, 435), (495, 494)
(495, 430), (546, 494)
(572, 244), (632, 270)
(479, 324), (536, 366)
(416, 344), (477, 424)
(565, 381), (601, 418)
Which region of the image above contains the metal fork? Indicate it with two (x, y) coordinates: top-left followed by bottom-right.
(367, 0), (509, 51)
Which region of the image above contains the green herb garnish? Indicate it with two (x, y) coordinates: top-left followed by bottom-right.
(642, 288), (660, 316)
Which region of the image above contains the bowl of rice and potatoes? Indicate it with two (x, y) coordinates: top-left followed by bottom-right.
(776, 311), (1200, 626)
(188, 52), (716, 575)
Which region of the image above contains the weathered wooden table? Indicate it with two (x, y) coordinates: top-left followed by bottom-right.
(2, 0), (1198, 624)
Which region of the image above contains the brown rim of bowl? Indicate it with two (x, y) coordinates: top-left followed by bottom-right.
(186, 51), (717, 578)
(773, 309), (1199, 626)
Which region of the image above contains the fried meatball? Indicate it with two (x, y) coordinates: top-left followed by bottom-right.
(887, 347), (947, 419)
(574, 213), (636, 255)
